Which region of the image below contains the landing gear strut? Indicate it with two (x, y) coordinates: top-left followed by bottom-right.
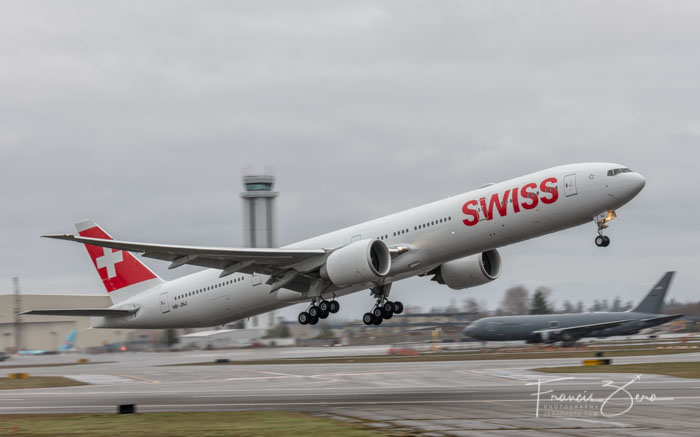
(298, 298), (340, 325)
(593, 211), (615, 247)
(363, 285), (403, 326)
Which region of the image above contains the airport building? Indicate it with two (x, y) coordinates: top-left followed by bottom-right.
(0, 294), (128, 352)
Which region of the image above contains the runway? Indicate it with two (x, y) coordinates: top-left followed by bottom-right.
(2, 349), (700, 435)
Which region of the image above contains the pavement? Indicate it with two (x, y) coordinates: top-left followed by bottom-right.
(1, 348), (700, 436)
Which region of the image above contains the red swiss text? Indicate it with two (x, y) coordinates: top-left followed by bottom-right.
(462, 177), (559, 227)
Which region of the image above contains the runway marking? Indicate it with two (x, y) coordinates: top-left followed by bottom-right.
(190, 390), (479, 398)
(565, 418), (631, 427)
(225, 375), (305, 381)
(255, 371), (305, 377)
(118, 374), (160, 384)
(4, 396), (700, 412)
(311, 371), (399, 377)
(0, 387), (483, 396)
(0, 405), (114, 410)
(456, 369), (517, 381)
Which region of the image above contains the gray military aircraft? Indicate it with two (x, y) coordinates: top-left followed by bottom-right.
(463, 272), (681, 344)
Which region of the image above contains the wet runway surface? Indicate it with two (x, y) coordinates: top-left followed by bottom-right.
(2, 348), (700, 435)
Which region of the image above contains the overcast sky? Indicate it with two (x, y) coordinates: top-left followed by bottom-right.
(1, 1), (698, 320)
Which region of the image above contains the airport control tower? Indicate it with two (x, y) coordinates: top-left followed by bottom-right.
(240, 174), (278, 248)
(240, 173), (278, 330)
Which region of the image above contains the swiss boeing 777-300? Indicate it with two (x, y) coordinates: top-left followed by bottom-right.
(23, 163), (645, 328)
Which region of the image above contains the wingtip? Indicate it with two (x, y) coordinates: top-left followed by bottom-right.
(41, 233), (76, 240)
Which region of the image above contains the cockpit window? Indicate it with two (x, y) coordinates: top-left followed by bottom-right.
(607, 167), (632, 176)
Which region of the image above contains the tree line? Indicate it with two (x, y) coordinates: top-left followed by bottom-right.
(458, 285), (686, 316)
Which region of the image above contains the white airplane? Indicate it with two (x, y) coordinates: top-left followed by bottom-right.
(23, 163), (645, 329)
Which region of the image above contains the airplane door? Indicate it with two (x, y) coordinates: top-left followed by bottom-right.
(563, 173), (577, 197)
(351, 234), (361, 243)
(159, 292), (170, 314)
(251, 272), (262, 286)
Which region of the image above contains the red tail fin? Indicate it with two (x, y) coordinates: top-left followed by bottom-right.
(75, 220), (162, 294)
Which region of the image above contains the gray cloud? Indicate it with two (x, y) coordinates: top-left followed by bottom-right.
(1, 1), (698, 318)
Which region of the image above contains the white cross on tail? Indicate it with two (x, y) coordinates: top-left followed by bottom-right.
(96, 247), (123, 278)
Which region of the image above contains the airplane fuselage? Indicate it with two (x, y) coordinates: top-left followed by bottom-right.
(464, 311), (665, 343)
(91, 163), (645, 328)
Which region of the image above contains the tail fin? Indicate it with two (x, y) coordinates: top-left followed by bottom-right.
(75, 219), (163, 303)
(631, 271), (675, 314)
(58, 330), (78, 351)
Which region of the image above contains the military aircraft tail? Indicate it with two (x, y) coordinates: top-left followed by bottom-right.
(631, 271), (675, 314)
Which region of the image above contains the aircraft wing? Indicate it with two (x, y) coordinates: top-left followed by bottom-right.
(42, 234), (328, 277)
(533, 319), (633, 341)
(21, 308), (137, 317)
(640, 314), (684, 325)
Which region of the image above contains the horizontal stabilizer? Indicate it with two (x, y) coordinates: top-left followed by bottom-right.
(20, 308), (137, 317)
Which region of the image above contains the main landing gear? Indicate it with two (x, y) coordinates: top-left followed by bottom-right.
(298, 299), (340, 325)
(362, 300), (404, 326)
(363, 284), (403, 326)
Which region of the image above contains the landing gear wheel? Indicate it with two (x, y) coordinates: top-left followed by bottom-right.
(602, 236), (610, 247)
(318, 309), (329, 319)
(383, 301), (394, 313)
(372, 307), (383, 319)
(392, 301), (404, 314)
(382, 309), (393, 320)
(595, 235), (605, 247)
(318, 301), (330, 313)
(363, 313), (374, 325)
(308, 306), (319, 318)
(372, 315), (383, 325)
(329, 301), (340, 313)
(298, 312), (310, 325)
(308, 315), (319, 325)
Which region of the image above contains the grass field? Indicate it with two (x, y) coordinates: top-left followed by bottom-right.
(173, 344), (700, 366)
(0, 412), (388, 436)
(534, 361), (700, 379)
(0, 376), (86, 390)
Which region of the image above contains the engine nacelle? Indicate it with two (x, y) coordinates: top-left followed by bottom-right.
(320, 239), (391, 287)
(435, 249), (502, 290)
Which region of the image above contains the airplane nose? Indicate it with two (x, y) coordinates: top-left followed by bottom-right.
(631, 172), (646, 195)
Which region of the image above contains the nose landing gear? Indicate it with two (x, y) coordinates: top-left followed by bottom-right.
(593, 210), (616, 247)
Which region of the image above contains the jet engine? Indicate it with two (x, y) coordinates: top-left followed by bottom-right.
(432, 249), (502, 290)
(320, 239), (391, 287)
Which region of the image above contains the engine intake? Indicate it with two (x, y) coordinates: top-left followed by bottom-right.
(321, 239), (391, 287)
(434, 249), (502, 290)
